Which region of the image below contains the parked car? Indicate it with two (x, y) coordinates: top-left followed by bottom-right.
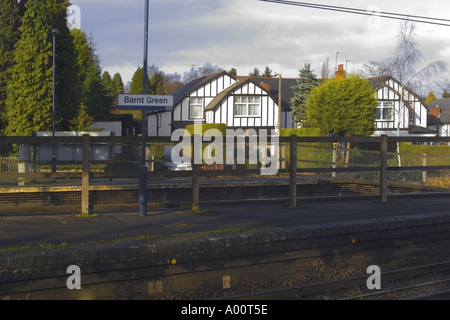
(163, 146), (192, 171)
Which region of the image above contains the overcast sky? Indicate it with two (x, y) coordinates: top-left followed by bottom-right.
(69, 0), (450, 89)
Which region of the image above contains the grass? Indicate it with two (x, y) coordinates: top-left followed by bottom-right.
(426, 176), (450, 188)
(73, 213), (100, 218)
(185, 209), (210, 214)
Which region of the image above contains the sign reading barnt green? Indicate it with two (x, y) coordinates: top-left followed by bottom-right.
(116, 94), (173, 111)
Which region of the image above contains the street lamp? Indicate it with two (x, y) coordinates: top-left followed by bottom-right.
(274, 73), (282, 170)
(51, 28), (59, 175)
(138, 0), (149, 217)
(274, 73), (282, 133)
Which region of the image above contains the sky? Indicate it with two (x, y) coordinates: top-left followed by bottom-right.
(69, 0), (450, 92)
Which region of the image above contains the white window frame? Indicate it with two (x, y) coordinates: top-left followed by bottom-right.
(190, 97), (204, 119)
(376, 101), (394, 121)
(234, 96), (261, 117)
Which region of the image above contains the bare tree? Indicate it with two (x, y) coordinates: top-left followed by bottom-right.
(321, 58), (331, 79)
(364, 21), (447, 166)
(182, 61), (223, 83)
(364, 21), (447, 95)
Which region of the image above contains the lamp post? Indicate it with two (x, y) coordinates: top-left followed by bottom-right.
(274, 73), (282, 170)
(138, 0), (149, 217)
(51, 28), (59, 175)
(274, 73), (282, 133)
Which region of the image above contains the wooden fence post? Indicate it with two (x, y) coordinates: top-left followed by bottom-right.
(332, 142), (338, 178)
(379, 135), (388, 203)
(422, 153), (428, 184)
(289, 135), (298, 207)
(192, 134), (201, 211)
(82, 134), (90, 215)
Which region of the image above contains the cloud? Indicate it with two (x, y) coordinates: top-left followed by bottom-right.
(70, 0), (450, 84)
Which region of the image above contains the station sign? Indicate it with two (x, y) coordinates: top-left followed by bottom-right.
(116, 94), (174, 111)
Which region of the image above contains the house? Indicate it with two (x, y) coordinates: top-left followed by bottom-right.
(147, 71), (296, 136)
(147, 67), (436, 138)
(367, 75), (435, 137)
(427, 98), (450, 137)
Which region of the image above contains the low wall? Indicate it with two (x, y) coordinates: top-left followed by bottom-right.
(2, 213), (450, 300)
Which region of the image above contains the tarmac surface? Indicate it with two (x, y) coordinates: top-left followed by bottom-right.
(1, 196), (450, 251)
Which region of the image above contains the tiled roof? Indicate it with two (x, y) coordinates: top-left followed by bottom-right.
(367, 75), (392, 90)
(170, 71), (228, 107)
(204, 80), (248, 112)
(237, 76), (298, 112)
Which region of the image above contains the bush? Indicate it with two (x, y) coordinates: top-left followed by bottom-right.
(281, 127), (331, 168)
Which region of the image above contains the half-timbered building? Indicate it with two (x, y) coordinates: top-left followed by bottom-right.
(148, 71), (296, 136)
(367, 75), (434, 137)
(427, 98), (450, 137)
(147, 70), (436, 138)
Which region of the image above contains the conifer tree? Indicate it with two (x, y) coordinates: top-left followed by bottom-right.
(149, 72), (165, 95)
(129, 67), (151, 94)
(5, 0), (80, 136)
(72, 29), (99, 99)
(83, 67), (104, 120)
(0, 0), (21, 134)
(290, 63), (318, 126)
(112, 73), (124, 96)
(69, 103), (96, 131)
(425, 91), (436, 105)
(101, 71), (115, 117)
(262, 66), (273, 78)
(307, 75), (377, 136)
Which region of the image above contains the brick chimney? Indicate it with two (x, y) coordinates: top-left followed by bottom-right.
(431, 106), (441, 118)
(335, 64), (346, 80)
(260, 82), (270, 91)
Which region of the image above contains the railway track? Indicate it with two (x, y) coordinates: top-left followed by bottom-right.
(223, 260), (450, 300)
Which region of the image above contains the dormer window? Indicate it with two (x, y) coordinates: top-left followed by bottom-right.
(190, 97), (203, 119)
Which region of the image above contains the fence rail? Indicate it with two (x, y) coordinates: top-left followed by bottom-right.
(1, 135), (449, 214)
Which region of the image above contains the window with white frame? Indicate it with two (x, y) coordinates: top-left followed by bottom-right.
(190, 97), (203, 119)
(376, 102), (394, 121)
(234, 96), (261, 117)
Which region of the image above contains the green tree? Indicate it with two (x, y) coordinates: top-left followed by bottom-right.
(307, 75), (377, 136)
(112, 73), (124, 96)
(262, 66), (273, 78)
(149, 72), (165, 95)
(101, 71), (115, 116)
(290, 63), (318, 126)
(69, 102), (96, 131)
(425, 91), (437, 104)
(5, 0), (80, 136)
(249, 67), (261, 77)
(0, 0), (21, 134)
(129, 67), (150, 94)
(72, 29), (99, 99)
(83, 67), (104, 120)
(72, 28), (111, 121)
(443, 90), (450, 99)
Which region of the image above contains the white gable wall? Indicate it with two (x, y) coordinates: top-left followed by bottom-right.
(205, 81), (278, 129)
(373, 78), (429, 136)
(173, 74), (236, 122)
